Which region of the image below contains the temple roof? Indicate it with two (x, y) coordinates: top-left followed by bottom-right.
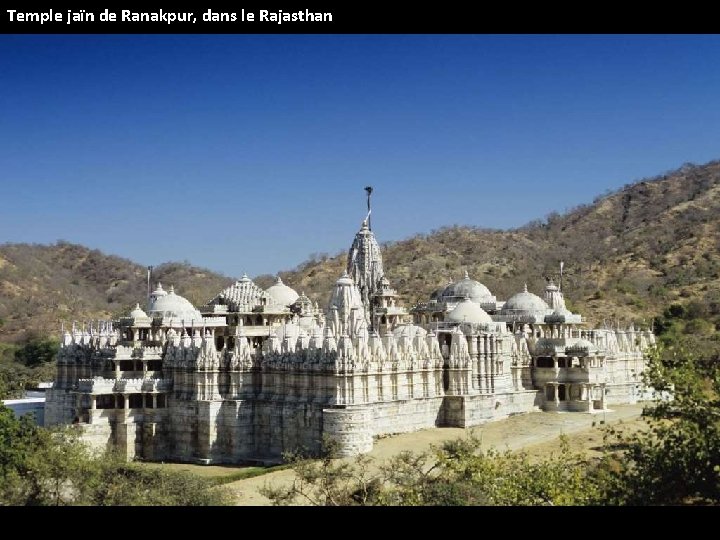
(446, 297), (493, 324)
(501, 284), (550, 314)
(149, 286), (202, 321)
(207, 274), (278, 312)
(440, 271), (495, 304)
(266, 276), (299, 306)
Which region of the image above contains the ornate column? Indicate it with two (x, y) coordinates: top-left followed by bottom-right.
(586, 384), (593, 411)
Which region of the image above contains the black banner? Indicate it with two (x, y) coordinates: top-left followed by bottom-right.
(0, 6), (700, 33)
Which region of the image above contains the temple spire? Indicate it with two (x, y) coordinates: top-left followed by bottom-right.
(347, 186), (384, 320)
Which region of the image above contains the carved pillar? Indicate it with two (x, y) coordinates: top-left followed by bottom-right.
(483, 335), (490, 393)
(90, 395), (96, 410)
(586, 384), (593, 411)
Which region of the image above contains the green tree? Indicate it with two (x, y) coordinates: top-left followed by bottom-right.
(597, 341), (720, 505)
(14, 337), (59, 367)
(0, 404), (233, 506)
(91, 461), (233, 506)
(261, 436), (597, 506)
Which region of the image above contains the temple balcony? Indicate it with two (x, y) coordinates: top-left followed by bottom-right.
(114, 344), (164, 358)
(533, 367), (606, 385)
(77, 377), (171, 394)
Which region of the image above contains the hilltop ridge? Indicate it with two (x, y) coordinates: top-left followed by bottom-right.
(2, 159), (719, 342)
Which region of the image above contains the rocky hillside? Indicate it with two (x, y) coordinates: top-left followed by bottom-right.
(0, 242), (232, 342)
(2, 160), (720, 342)
(281, 160), (720, 326)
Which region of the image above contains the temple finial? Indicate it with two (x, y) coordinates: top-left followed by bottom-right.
(364, 186), (373, 230)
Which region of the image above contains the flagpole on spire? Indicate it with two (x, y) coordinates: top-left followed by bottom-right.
(364, 186), (373, 230)
(147, 265), (153, 305)
(559, 261), (564, 292)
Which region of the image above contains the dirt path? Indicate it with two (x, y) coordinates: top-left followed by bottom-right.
(226, 404), (646, 505)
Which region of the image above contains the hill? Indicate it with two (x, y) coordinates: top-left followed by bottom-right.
(280, 160), (720, 327)
(0, 242), (232, 343)
(2, 159), (720, 343)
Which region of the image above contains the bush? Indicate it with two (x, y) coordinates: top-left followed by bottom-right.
(0, 405), (234, 506)
(14, 337), (59, 367)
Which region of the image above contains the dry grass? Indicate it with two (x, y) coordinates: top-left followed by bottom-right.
(132, 461), (288, 485)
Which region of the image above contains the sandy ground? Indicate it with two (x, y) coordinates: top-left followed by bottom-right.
(225, 403), (647, 505)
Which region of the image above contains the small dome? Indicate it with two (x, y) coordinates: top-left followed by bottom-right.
(446, 298), (493, 324)
(293, 291), (313, 310)
(129, 303), (148, 319)
(335, 272), (354, 287)
(441, 271), (494, 304)
(266, 276), (299, 306)
(149, 285), (202, 321)
(501, 284), (550, 314)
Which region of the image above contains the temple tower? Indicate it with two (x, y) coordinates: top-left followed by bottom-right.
(346, 187), (385, 314)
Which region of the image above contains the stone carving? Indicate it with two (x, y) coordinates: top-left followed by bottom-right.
(45, 195), (653, 463)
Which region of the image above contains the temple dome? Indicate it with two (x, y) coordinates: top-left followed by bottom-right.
(441, 271), (494, 304)
(446, 298), (493, 324)
(148, 285), (202, 321)
(266, 277), (299, 306)
(501, 284), (549, 314)
(129, 303), (148, 319)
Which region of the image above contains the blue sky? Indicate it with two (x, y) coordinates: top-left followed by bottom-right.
(1, 35), (720, 278)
